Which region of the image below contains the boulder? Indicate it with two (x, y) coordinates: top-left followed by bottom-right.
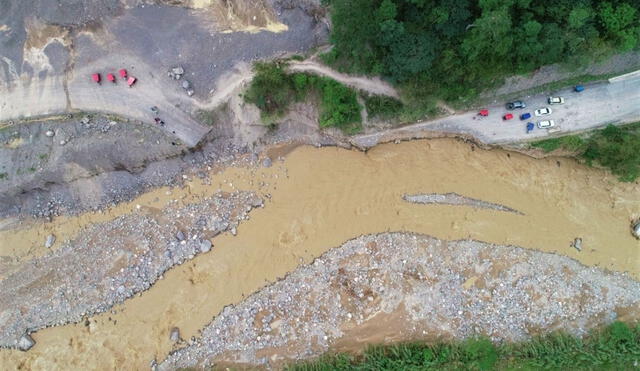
(169, 327), (180, 342)
(17, 334), (35, 351)
(572, 237), (582, 252)
(633, 221), (640, 239)
(45, 130), (55, 137)
(171, 66), (184, 75)
(45, 234), (56, 248)
(186, 89), (194, 96)
(262, 157), (272, 168)
(182, 80), (190, 90)
(199, 239), (212, 253)
(176, 230), (185, 241)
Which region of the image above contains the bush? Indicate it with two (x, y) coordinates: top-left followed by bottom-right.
(532, 122), (640, 182)
(364, 94), (404, 120)
(318, 79), (362, 134)
(244, 62), (363, 134)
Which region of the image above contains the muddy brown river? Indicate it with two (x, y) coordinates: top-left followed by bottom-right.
(1, 139), (639, 369)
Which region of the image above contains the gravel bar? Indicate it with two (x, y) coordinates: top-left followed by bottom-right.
(160, 232), (640, 369)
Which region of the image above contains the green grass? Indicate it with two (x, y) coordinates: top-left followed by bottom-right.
(0, 172), (7, 180)
(38, 153), (48, 160)
(288, 321), (640, 371)
(244, 61), (362, 134)
(532, 121), (640, 182)
(531, 135), (586, 153)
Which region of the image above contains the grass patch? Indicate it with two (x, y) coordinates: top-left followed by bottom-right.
(0, 172), (7, 180)
(532, 121), (640, 182)
(38, 153), (48, 160)
(244, 61), (362, 134)
(28, 167), (36, 173)
(289, 321), (640, 371)
(531, 135), (585, 153)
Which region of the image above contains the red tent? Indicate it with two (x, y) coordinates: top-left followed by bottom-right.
(119, 69), (128, 79)
(107, 73), (116, 83)
(92, 73), (101, 83)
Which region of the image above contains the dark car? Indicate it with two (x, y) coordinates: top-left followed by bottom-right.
(507, 100), (526, 110)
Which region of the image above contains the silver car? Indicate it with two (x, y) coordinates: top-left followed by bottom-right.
(548, 96), (564, 104)
(537, 120), (555, 128)
(534, 107), (552, 116)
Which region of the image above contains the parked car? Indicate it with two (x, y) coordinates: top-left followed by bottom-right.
(574, 85), (584, 92)
(520, 112), (532, 120)
(526, 122), (535, 133)
(548, 96), (564, 104)
(503, 113), (514, 120)
(507, 100), (526, 110)
(534, 107), (552, 116)
(537, 120), (555, 128)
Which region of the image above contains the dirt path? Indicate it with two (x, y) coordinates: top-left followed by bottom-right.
(288, 60), (400, 98)
(1, 139), (638, 369)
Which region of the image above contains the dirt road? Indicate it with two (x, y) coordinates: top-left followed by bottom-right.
(352, 75), (640, 147)
(288, 60), (400, 98)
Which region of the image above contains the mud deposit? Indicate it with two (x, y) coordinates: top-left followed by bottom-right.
(1, 139), (639, 369)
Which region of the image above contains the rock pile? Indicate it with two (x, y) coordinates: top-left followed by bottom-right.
(159, 232), (640, 369)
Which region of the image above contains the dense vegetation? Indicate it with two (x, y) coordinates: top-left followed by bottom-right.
(532, 122), (640, 181)
(243, 62), (362, 134)
(324, 0), (640, 103)
(289, 321), (640, 370)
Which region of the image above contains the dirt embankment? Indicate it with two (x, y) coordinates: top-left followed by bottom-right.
(160, 232), (640, 369)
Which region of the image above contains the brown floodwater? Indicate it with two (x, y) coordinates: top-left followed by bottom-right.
(1, 139), (639, 370)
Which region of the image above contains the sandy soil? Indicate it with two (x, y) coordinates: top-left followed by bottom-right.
(1, 139), (638, 369)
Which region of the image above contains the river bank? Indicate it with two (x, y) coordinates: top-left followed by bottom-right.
(1, 138), (638, 369)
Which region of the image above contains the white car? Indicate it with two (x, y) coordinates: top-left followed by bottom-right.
(548, 96), (564, 104)
(537, 120), (555, 129)
(534, 107), (552, 116)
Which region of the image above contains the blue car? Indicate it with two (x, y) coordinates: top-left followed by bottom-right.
(526, 122), (535, 133)
(574, 85), (584, 92)
(520, 112), (532, 120)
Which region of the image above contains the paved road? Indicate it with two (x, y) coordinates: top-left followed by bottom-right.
(352, 75), (640, 148)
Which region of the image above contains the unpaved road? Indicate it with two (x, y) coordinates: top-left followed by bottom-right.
(288, 60), (400, 98)
(353, 75), (640, 147)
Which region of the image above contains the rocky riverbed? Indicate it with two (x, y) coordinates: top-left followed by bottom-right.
(160, 232), (640, 369)
(0, 191), (262, 350)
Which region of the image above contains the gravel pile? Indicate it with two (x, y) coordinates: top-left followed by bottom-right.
(0, 191), (263, 349)
(159, 232), (640, 369)
(404, 193), (523, 214)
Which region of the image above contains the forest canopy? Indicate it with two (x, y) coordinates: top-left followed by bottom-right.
(323, 0), (640, 101)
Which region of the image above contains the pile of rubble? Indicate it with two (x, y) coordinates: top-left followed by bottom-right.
(168, 66), (194, 96)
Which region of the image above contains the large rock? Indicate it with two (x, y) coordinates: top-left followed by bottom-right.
(170, 327), (180, 343)
(633, 221), (640, 239)
(17, 334), (35, 351)
(44, 234), (56, 248)
(199, 240), (212, 253)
